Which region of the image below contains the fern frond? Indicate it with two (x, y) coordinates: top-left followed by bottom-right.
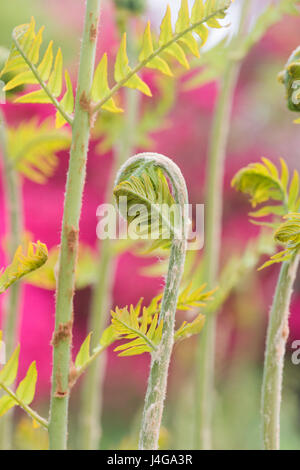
(0, 17), (74, 127)
(176, 282), (217, 310)
(231, 157), (300, 218)
(259, 213), (300, 269)
(111, 303), (163, 356)
(110, 282), (214, 356)
(113, 164), (177, 250)
(7, 118), (70, 183)
(92, 0), (232, 115)
(185, 0), (300, 90)
(275, 213), (300, 249)
(0, 345), (47, 427)
(279, 44), (300, 115)
(25, 243), (97, 290)
(174, 314), (205, 342)
(0, 241), (48, 294)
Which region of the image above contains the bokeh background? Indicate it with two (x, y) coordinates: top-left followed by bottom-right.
(0, 0), (300, 450)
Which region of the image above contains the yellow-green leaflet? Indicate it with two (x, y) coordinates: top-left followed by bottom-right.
(0, 17), (74, 127)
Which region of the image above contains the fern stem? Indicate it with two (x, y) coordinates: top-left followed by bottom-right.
(261, 255), (299, 450)
(48, 0), (101, 450)
(195, 0), (250, 449)
(79, 237), (115, 449)
(79, 91), (139, 448)
(79, 25), (140, 448)
(115, 152), (188, 450)
(0, 109), (23, 449)
(195, 62), (240, 450)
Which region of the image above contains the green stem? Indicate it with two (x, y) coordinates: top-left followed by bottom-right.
(0, 110), (23, 449)
(115, 152), (188, 450)
(195, 0), (250, 449)
(261, 255), (300, 450)
(0, 380), (48, 429)
(48, 0), (101, 450)
(195, 61), (240, 451)
(79, 237), (115, 450)
(79, 25), (140, 449)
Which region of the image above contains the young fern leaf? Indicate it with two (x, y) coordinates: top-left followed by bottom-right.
(0, 17), (74, 127)
(7, 119), (70, 183)
(68, 326), (117, 388)
(25, 243), (98, 290)
(114, 164), (176, 250)
(278, 44), (300, 120)
(0, 344), (47, 428)
(232, 158), (300, 270)
(174, 314), (205, 342)
(231, 157), (300, 218)
(110, 283), (214, 356)
(111, 303), (163, 357)
(92, 0), (232, 115)
(259, 213), (300, 269)
(0, 241), (48, 294)
(176, 282), (217, 310)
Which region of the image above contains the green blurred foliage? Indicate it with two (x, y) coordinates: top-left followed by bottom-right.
(0, 0), (78, 63)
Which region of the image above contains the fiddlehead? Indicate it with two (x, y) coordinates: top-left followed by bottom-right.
(278, 45), (300, 118)
(114, 152), (188, 449)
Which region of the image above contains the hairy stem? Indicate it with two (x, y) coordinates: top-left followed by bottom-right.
(48, 0), (101, 450)
(0, 110), (23, 449)
(114, 152), (188, 450)
(195, 1), (250, 449)
(79, 24), (140, 449)
(261, 255), (299, 450)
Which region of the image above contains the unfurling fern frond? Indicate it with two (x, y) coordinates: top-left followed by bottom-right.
(114, 164), (177, 250)
(110, 283), (214, 356)
(8, 119), (70, 183)
(233, 158), (300, 270)
(259, 213), (300, 269)
(0, 17), (74, 128)
(91, 0), (232, 115)
(278, 44), (300, 121)
(25, 243), (97, 290)
(231, 157), (300, 219)
(0, 241), (48, 294)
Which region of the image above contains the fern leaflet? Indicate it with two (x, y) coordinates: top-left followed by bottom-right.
(0, 17), (74, 127)
(110, 283), (214, 356)
(0, 342), (47, 427)
(0, 241), (48, 294)
(231, 157), (300, 218)
(92, 0), (232, 115)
